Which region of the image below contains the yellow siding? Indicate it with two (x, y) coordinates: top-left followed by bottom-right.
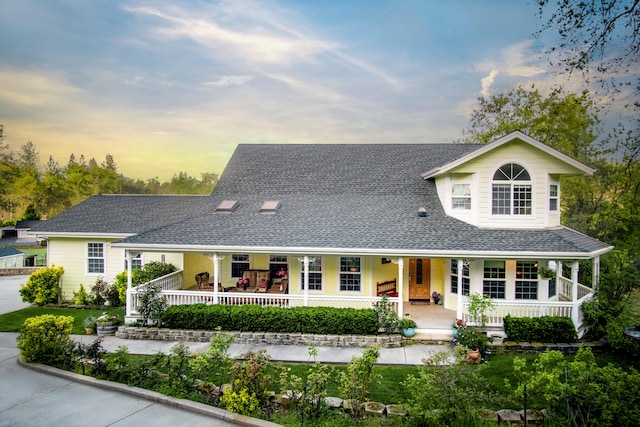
(48, 237), (183, 299)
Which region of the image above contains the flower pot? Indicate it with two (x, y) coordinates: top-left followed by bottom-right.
(96, 322), (118, 336)
(402, 327), (416, 338)
(452, 328), (459, 339)
(466, 348), (482, 364)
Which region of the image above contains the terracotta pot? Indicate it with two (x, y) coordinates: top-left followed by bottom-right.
(466, 348), (482, 364)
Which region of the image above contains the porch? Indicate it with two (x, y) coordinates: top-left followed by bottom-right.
(125, 270), (593, 339)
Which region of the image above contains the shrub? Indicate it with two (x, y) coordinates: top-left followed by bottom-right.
(90, 276), (120, 306)
(17, 314), (75, 366)
(222, 349), (272, 415)
(457, 325), (490, 351)
(73, 283), (91, 305)
(131, 261), (177, 285)
(338, 345), (380, 417)
(137, 282), (167, 326)
(511, 347), (640, 426)
(19, 266), (64, 306)
(114, 271), (128, 306)
(403, 347), (493, 425)
(161, 304), (380, 335)
(504, 315), (578, 342)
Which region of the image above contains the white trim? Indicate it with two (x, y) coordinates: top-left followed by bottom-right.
(110, 240), (613, 260)
(421, 131), (595, 179)
(86, 242), (106, 275)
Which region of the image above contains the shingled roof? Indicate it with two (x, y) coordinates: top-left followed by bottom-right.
(104, 143), (610, 258)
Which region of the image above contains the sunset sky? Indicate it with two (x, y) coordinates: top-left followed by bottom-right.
(0, 1), (578, 181)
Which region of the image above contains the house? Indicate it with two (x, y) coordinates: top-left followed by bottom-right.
(15, 220), (43, 241)
(0, 247), (25, 268)
(31, 131), (612, 337)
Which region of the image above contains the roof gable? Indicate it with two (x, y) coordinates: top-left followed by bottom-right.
(421, 131), (595, 179)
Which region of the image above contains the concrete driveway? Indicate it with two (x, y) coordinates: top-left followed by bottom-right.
(0, 275), (31, 315)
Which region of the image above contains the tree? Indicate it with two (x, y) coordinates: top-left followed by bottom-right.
(463, 85), (604, 163)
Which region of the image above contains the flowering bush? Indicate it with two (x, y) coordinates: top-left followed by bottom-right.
(96, 312), (120, 325)
(453, 319), (466, 329)
(276, 268), (287, 278)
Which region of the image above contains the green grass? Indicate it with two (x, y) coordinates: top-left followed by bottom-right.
(0, 307), (125, 335)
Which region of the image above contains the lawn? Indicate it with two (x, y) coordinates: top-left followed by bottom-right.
(0, 306), (125, 335)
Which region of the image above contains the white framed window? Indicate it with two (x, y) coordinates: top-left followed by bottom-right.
(87, 242), (105, 274)
(450, 259), (470, 295)
(492, 163), (532, 215)
(269, 255), (288, 281)
(516, 261), (538, 299)
(124, 253), (143, 270)
(483, 260), (505, 299)
(452, 184), (471, 210)
(301, 257), (323, 291)
(340, 257), (361, 291)
(231, 254), (250, 278)
(549, 184), (558, 211)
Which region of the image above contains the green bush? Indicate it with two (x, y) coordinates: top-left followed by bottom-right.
(162, 304), (380, 335)
(19, 266), (64, 306)
(73, 284), (91, 305)
(504, 315), (578, 342)
(512, 347), (640, 426)
(132, 261), (177, 285)
(17, 314), (75, 366)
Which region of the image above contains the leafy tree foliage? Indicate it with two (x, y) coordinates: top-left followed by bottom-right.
(0, 141), (218, 221)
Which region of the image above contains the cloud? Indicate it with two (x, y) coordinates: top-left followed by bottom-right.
(206, 75), (254, 87)
(480, 70), (499, 96)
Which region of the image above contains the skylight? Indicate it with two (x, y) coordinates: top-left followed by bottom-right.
(260, 201), (280, 214)
(215, 200), (238, 213)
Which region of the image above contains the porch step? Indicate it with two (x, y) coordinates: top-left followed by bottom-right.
(412, 328), (454, 342)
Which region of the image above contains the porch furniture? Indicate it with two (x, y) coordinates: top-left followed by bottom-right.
(196, 272), (224, 292)
(267, 278), (288, 293)
(240, 269), (271, 289)
(376, 279), (398, 297)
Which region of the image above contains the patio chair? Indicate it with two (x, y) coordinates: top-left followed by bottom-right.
(195, 272), (214, 291)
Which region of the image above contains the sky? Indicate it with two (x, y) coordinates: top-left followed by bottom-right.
(0, 0), (566, 181)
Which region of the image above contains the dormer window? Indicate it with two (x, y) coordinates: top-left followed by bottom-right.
(492, 163), (532, 215)
(452, 184), (471, 210)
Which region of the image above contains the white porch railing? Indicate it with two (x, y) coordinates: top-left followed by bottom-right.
(128, 287), (399, 317)
(128, 270), (184, 316)
(461, 292), (594, 334)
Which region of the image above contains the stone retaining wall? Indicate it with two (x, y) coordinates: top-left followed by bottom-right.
(488, 340), (600, 356)
(116, 326), (404, 348)
(0, 267), (39, 276)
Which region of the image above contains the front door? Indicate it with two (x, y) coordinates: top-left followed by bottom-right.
(409, 258), (431, 300)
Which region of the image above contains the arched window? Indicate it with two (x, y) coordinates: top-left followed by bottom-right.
(492, 163), (532, 215)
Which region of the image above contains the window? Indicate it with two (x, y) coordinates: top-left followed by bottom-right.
(492, 163), (532, 215)
(483, 260), (505, 298)
(124, 253), (142, 270)
(88, 243), (105, 274)
(450, 260), (470, 295)
(231, 254), (250, 278)
(269, 255), (288, 282)
(516, 261), (538, 299)
(301, 257), (323, 290)
(452, 184), (471, 210)
(549, 184), (558, 211)
(340, 257), (361, 291)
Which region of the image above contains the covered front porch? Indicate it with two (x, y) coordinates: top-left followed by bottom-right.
(124, 251), (599, 339)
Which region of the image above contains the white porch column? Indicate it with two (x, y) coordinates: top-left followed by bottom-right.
(296, 256), (310, 306)
(392, 258), (404, 317)
(209, 254), (223, 304)
(592, 256), (600, 292)
(571, 261), (580, 301)
(456, 259), (464, 320)
(125, 250), (133, 318)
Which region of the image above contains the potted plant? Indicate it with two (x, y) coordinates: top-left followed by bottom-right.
(456, 326), (490, 363)
(537, 266), (556, 280)
(399, 317), (417, 337)
(83, 315), (96, 335)
(95, 312), (120, 336)
(452, 319), (466, 339)
(431, 291), (442, 304)
(237, 278), (249, 290)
